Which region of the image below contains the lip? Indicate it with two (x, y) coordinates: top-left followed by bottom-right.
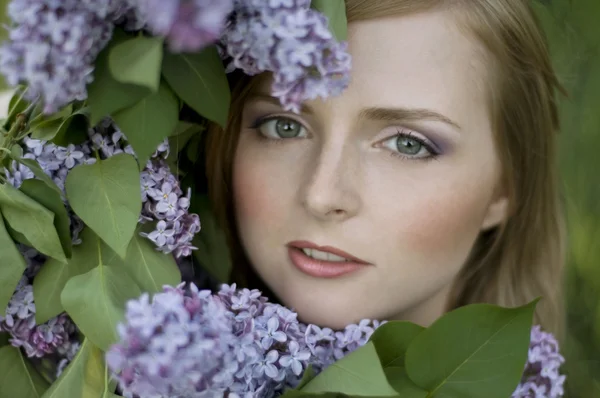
(287, 240), (371, 264)
(287, 240), (372, 279)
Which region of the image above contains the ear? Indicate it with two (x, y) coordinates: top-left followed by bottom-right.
(481, 193), (509, 231)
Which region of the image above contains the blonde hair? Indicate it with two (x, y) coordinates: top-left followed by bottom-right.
(206, 0), (567, 335)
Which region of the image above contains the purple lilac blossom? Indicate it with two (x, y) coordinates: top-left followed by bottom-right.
(512, 325), (566, 398)
(106, 282), (383, 397)
(90, 119), (201, 258)
(221, 0), (352, 113)
(0, 0), (136, 114)
(137, 0), (234, 52)
(0, 272), (77, 359)
(3, 117), (201, 258)
(108, 283), (566, 398)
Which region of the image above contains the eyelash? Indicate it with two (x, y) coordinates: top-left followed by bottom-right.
(250, 116), (441, 161)
(385, 129), (441, 162)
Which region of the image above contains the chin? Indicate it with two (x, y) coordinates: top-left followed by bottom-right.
(276, 287), (382, 331)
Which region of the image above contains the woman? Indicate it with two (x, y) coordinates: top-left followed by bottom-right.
(206, 0), (566, 336)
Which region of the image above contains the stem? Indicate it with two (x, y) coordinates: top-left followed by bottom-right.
(0, 113), (27, 164)
(3, 87), (28, 126)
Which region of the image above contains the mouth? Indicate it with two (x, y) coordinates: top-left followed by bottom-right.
(286, 240), (372, 278)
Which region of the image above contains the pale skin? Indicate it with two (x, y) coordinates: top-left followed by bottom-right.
(232, 9), (509, 330)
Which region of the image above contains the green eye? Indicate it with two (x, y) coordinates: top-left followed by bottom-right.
(274, 118), (303, 138)
(257, 117), (307, 140)
(396, 136), (423, 155)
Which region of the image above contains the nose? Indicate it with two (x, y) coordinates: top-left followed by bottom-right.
(300, 141), (362, 222)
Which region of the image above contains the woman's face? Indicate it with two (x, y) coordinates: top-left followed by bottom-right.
(232, 10), (508, 329)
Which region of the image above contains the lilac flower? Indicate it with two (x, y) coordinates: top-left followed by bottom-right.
(222, 0), (351, 112)
(138, 0), (234, 53)
(146, 220), (175, 246)
(280, 340), (311, 376)
(254, 350), (280, 379)
(0, 269), (77, 360)
(258, 317), (288, 349)
(0, 0), (135, 113)
(5, 117), (202, 258)
(55, 144), (84, 169)
(107, 283), (389, 397)
(512, 325), (566, 398)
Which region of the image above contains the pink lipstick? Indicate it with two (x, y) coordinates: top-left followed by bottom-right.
(287, 240), (371, 278)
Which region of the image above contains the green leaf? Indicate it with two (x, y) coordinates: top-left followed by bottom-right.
(280, 392), (343, 398)
(65, 154), (142, 259)
(185, 132), (203, 163)
(112, 82), (179, 169)
(10, 143), (23, 159)
(41, 339), (117, 398)
(310, 0), (348, 41)
(0, 345), (49, 398)
(30, 119), (64, 141)
(190, 195), (232, 283)
(405, 300), (539, 398)
(0, 333), (9, 347)
(0, 183), (66, 262)
(20, 179), (72, 259)
(51, 112), (89, 147)
(61, 264), (142, 351)
(33, 228), (108, 324)
(301, 341), (398, 396)
(161, 46), (230, 127)
(29, 104), (73, 130)
(171, 121), (204, 152)
(369, 321), (424, 368)
(30, 108), (90, 146)
(5, 86), (30, 127)
(5, 219), (33, 246)
(0, 213), (27, 314)
(123, 229), (181, 294)
(87, 29), (150, 126)
(10, 156), (64, 198)
(384, 367), (427, 397)
(296, 364), (317, 390)
(108, 35), (164, 92)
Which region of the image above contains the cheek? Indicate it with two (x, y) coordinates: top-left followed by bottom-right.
(373, 167), (495, 268)
(232, 146), (286, 235)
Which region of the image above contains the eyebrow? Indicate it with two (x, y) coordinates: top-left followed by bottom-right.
(358, 107), (461, 131)
(248, 93), (461, 131)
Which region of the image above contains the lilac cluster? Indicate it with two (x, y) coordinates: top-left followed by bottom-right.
(0, 258), (77, 360)
(5, 136), (96, 245)
(106, 283), (382, 397)
(221, 0), (352, 113)
(139, 159), (201, 258)
(92, 119), (201, 258)
(4, 118), (201, 257)
(0, 0), (137, 114)
(138, 0), (234, 52)
(512, 325), (566, 398)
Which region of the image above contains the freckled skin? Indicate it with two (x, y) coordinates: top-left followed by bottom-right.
(232, 10), (508, 329)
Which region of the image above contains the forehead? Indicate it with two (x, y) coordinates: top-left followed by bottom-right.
(339, 9), (491, 125)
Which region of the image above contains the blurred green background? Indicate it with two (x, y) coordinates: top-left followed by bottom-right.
(0, 0), (598, 396)
(534, 1), (600, 396)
